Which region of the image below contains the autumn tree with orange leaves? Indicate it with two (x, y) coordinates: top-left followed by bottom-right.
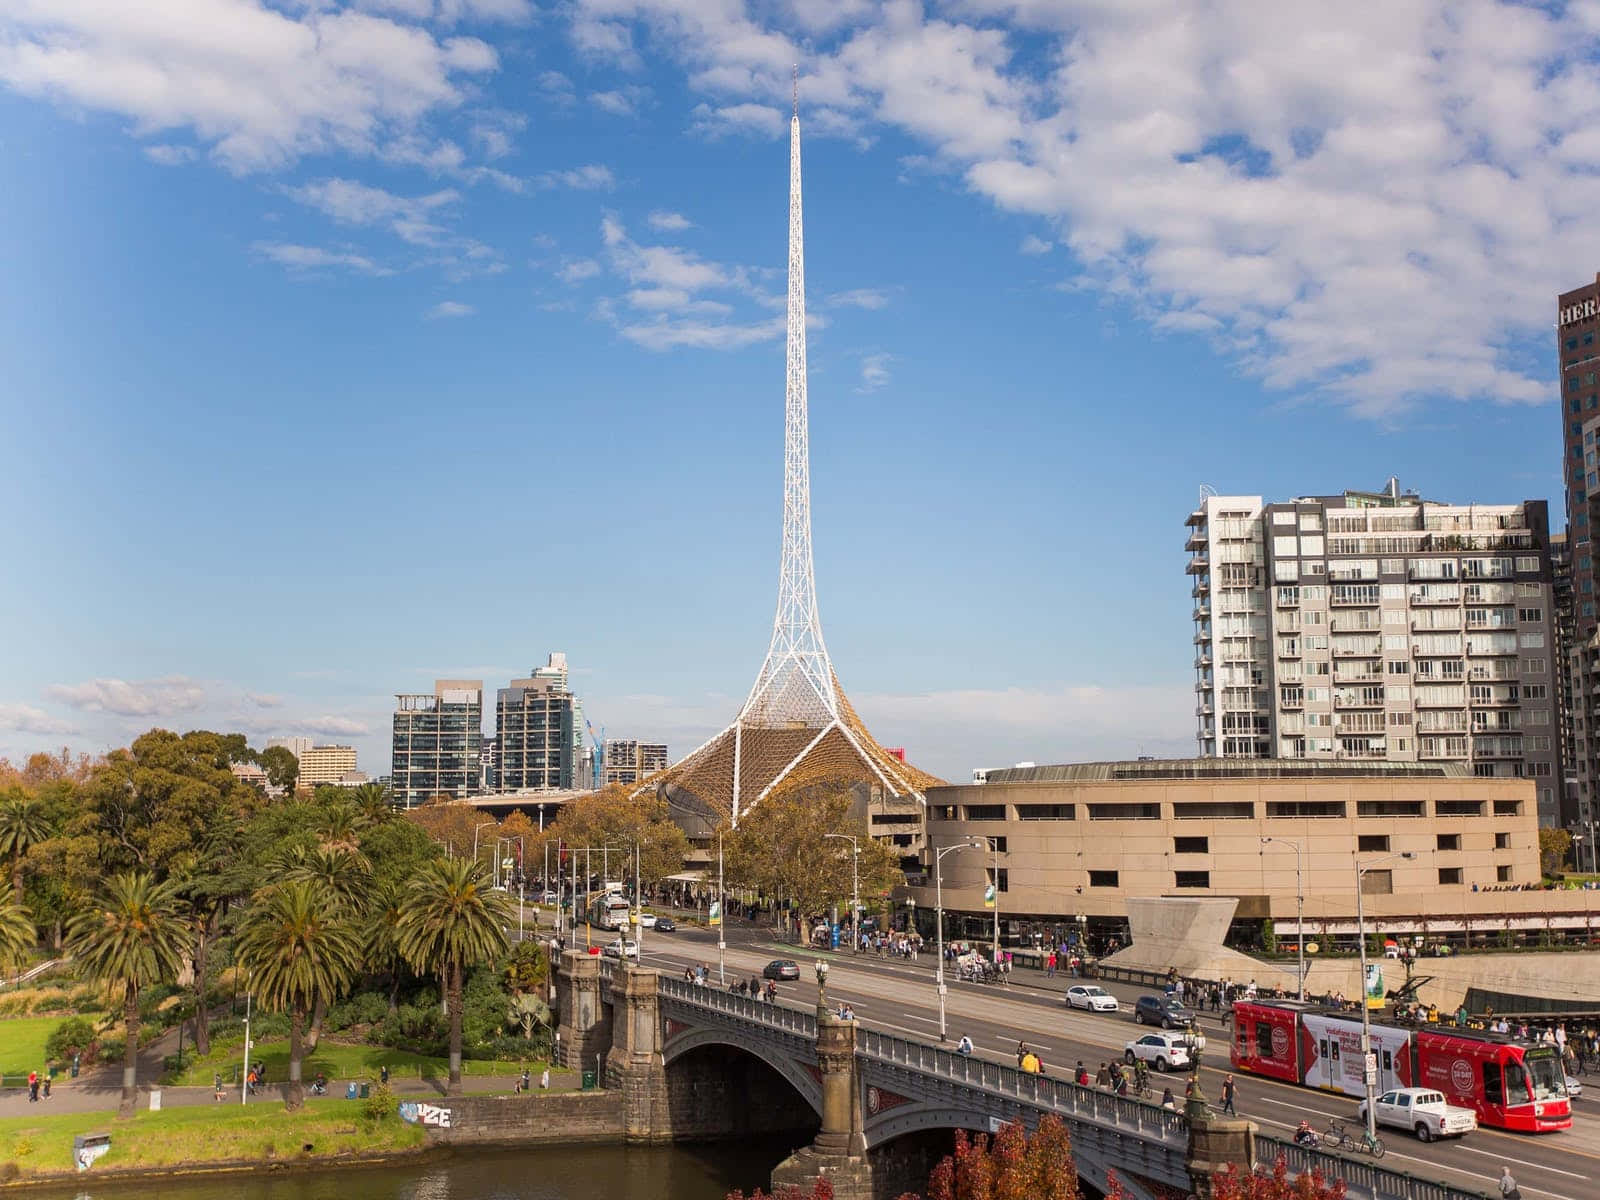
(1109, 1158), (1346, 1200)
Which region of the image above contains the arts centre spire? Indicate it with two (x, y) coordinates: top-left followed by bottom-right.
(654, 76), (941, 825)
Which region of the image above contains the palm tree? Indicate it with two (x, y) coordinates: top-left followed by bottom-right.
(365, 879), (408, 1014)
(0, 882), (36, 979)
(397, 858), (512, 1094)
(234, 880), (361, 1111)
(65, 873), (191, 1117)
(350, 783), (395, 827)
(280, 845), (372, 911)
(0, 793), (52, 897)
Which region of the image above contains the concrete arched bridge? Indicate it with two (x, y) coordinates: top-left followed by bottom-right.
(555, 952), (1487, 1200)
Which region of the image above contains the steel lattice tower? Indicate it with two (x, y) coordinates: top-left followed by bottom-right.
(653, 80), (942, 824)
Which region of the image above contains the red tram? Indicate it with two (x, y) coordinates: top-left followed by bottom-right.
(1230, 999), (1571, 1132)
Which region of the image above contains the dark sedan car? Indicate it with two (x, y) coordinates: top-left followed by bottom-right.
(763, 959), (801, 981)
(654, 916), (676, 932)
(1134, 994), (1196, 1029)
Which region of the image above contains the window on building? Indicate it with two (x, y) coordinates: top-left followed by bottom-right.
(1088, 870), (1119, 888)
(1088, 803), (1161, 820)
(989, 868), (1009, 893)
(1438, 867), (1463, 885)
(1174, 871), (1211, 889)
(988, 837), (1008, 853)
(1266, 801), (1346, 818)
(1361, 870), (1394, 895)
(1016, 804), (1074, 821)
(1358, 834), (1390, 852)
(1497, 865), (1512, 882)
(1437, 800), (1486, 817)
(1171, 801), (1254, 819)
(963, 805), (1006, 820)
(1436, 833), (1461, 851)
(1518, 608), (1544, 623)
(1355, 800), (1423, 817)
(1495, 832), (1511, 849)
(1174, 836), (1209, 854)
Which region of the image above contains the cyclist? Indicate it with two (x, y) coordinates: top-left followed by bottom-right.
(1133, 1058), (1150, 1095)
(1294, 1120), (1318, 1148)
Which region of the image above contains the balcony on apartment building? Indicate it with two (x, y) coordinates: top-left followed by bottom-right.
(1186, 554), (1209, 574)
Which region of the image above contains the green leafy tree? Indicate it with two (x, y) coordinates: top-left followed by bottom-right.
(65, 872), (192, 1117)
(1540, 827), (1574, 876)
(397, 858), (512, 1094)
(545, 786), (692, 893)
(350, 782), (396, 825)
(44, 1015), (98, 1065)
(0, 881), (35, 976)
(234, 880), (361, 1111)
(723, 778), (901, 933)
(365, 878), (409, 1014)
(259, 745), (300, 795)
(0, 790), (52, 897)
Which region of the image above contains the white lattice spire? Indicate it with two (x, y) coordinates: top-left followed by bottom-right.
(739, 76), (839, 730)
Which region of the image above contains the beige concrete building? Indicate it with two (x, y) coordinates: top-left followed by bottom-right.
(910, 759), (1600, 945)
(298, 744), (358, 789)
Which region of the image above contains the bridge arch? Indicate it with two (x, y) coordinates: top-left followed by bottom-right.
(661, 1030), (822, 1142)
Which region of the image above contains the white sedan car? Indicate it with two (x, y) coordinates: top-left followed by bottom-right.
(637, 912), (658, 929)
(603, 938), (640, 960)
(1065, 985), (1120, 1013)
(1123, 1032), (1195, 1073)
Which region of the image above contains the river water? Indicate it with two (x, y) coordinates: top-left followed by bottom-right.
(33, 1141), (804, 1200)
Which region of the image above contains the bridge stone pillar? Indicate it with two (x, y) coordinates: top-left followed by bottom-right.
(604, 965), (670, 1141)
(770, 1010), (873, 1200)
(555, 950), (612, 1074)
(1184, 1076), (1255, 1199)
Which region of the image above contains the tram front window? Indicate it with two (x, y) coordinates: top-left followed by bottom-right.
(1526, 1052), (1567, 1101)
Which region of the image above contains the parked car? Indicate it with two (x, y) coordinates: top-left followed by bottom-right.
(603, 938), (640, 960)
(538, 890), (558, 904)
(1124, 1032), (1195, 1072)
(1134, 994), (1198, 1030)
(763, 959), (801, 981)
(1566, 1074), (1583, 1099)
(637, 912), (658, 928)
(1065, 985), (1120, 1013)
(655, 916), (676, 932)
(1357, 1088), (1478, 1142)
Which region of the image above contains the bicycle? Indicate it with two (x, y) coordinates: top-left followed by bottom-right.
(1323, 1118), (1385, 1158)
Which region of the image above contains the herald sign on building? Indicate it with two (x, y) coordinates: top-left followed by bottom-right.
(1561, 297), (1598, 327)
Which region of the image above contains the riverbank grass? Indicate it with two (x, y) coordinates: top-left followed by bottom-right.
(0, 1017), (58, 1076)
(164, 1036), (547, 1086)
(0, 1098), (426, 1178)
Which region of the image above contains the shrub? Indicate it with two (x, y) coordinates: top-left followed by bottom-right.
(328, 991), (389, 1033)
(44, 1016), (98, 1065)
(362, 1082), (396, 1123)
(97, 1038), (125, 1064)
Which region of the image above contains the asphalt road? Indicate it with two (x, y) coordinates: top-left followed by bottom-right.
(625, 924), (1600, 1200)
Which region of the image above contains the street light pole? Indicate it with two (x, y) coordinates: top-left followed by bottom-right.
(988, 836), (1001, 971)
(717, 828), (726, 986)
(472, 820), (496, 868)
(933, 839), (983, 1041)
(823, 833), (859, 953)
(1357, 850), (1415, 1145)
(1262, 837), (1306, 1001)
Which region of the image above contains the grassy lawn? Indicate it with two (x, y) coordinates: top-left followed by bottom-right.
(163, 1036), (548, 1086)
(0, 1099), (426, 1177)
(0, 1016), (61, 1077)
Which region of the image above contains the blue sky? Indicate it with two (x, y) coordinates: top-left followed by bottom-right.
(0, 1), (1592, 781)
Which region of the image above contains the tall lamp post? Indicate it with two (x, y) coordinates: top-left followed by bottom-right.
(1357, 850), (1415, 1145)
(823, 833), (860, 953)
(472, 821), (496, 869)
(933, 839), (983, 1041)
(1261, 837), (1306, 1001)
(983, 836), (1001, 969)
(716, 827), (726, 986)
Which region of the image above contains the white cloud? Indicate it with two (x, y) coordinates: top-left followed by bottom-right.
(45, 676), (208, 717)
(856, 352), (891, 392)
(299, 715), (372, 737)
(143, 144), (195, 166)
(244, 692), (282, 708)
(590, 85), (649, 118)
(538, 164), (616, 190)
(827, 287), (888, 310)
(0, 703), (77, 736)
(287, 178), (460, 245)
(425, 299), (475, 318)
(251, 241), (391, 275)
(0, 0), (500, 173)
(570, 0), (1600, 417)
(647, 210), (692, 231)
(1019, 234), (1053, 256)
(559, 258), (603, 283)
(353, 0), (534, 23)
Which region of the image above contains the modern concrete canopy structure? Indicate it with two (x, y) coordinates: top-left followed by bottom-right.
(655, 85), (939, 830)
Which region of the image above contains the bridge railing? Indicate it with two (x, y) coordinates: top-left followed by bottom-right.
(858, 1028), (1186, 1142)
(657, 975), (819, 1038)
(1255, 1134), (1490, 1200)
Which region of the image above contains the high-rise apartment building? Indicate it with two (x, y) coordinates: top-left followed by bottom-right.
(601, 739), (669, 786)
(298, 744), (358, 789)
(495, 653), (584, 792)
(266, 736), (313, 760)
(480, 736), (498, 792)
(392, 680), (483, 809)
(1189, 483), (1563, 824)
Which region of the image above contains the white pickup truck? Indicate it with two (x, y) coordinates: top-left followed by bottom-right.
(1357, 1087), (1478, 1142)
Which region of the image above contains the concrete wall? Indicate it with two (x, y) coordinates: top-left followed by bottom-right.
(421, 1092), (624, 1146)
(1302, 950), (1600, 1011)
